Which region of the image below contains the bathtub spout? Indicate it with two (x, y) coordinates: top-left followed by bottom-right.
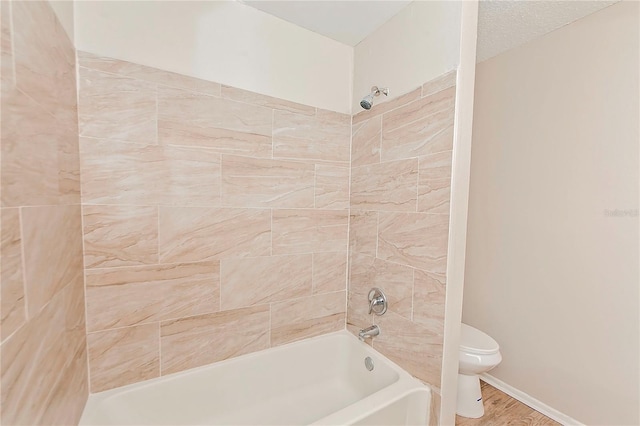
(358, 325), (380, 341)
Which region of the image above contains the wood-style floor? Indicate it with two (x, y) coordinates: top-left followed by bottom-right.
(456, 381), (561, 426)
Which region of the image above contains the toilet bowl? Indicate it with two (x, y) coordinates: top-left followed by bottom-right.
(456, 323), (502, 418)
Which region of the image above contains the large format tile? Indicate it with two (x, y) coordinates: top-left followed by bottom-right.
(413, 270), (446, 332)
(220, 254), (312, 310)
(273, 109), (350, 162)
(83, 205), (159, 268)
(1, 209), (25, 341)
(160, 305), (270, 374)
(78, 67), (156, 143)
(85, 262), (220, 332)
(312, 252), (348, 294)
(87, 323), (160, 392)
(351, 115), (381, 167)
(350, 159), (418, 212)
(21, 205), (84, 315)
(315, 163), (350, 210)
(272, 209), (348, 255)
(271, 291), (346, 346)
(374, 310), (442, 387)
(159, 207), (271, 262)
(1, 281), (86, 425)
(78, 51), (221, 96)
(381, 87), (455, 162)
(377, 212), (449, 272)
(80, 138), (220, 206)
(11, 0), (76, 121)
(422, 70), (456, 98)
(1, 86), (79, 207)
(221, 155), (315, 208)
(221, 85), (315, 116)
(418, 151), (453, 214)
(348, 210), (378, 257)
(349, 254), (414, 320)
(158, 86), (272, 155)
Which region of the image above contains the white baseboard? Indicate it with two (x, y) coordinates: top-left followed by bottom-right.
(480, 373), (585, 426)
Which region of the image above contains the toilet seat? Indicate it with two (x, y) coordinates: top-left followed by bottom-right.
(460, 324), (499, 355)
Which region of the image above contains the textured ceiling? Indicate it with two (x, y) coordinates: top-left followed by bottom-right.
(241, 1), (411, 46)
(241, 1), (620, 60)
(477, 0), (619, 62)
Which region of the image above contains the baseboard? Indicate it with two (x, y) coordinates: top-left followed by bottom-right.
(480, 373), (585, 426)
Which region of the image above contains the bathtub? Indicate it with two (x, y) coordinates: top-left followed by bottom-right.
(80, 331), (431, 425)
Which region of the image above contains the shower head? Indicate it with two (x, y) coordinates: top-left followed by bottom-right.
(360, 86), (389, 110)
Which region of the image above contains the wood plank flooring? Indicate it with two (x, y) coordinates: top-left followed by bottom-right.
(456, 381), (561, 426)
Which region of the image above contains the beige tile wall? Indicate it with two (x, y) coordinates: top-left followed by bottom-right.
(347, 71), (456, 391)
(77, 52), (350, 392)
(0, 1), (88, 424)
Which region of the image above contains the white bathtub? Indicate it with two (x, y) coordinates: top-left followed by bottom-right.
(80, 331), (430, 425)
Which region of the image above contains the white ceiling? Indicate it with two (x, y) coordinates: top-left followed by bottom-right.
(241, 1), (411, 46)
(242, 0), (619, 59)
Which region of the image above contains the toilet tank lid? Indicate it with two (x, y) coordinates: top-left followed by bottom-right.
(460, 323), (500, 354)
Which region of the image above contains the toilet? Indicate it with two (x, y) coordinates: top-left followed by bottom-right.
(457, 323), (502, 418)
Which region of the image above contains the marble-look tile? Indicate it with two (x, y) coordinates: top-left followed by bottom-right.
(347, 254), (375, 333)
(21, 205), (83, 315)
(271, 291), (346, 346)
(157, 87), (272, 155)
(87, 323), (160, 392)
(159, 207), (271, 262)
(1, 0), (14, 86)
(430, 389), (442, 426)
(161, 305), (270, 375)
(422, 70), (456, 98)
(80, 138), (220, 206)
(418, 151), (453, 214)
(312, 252), (348, 294)
(273, 110), (350, 162)
(221, 155), (315, 208)
(350, 159), (418, 212)
(1, 86), (79, 207)
(315, 163), (350, 210)
(412, 270), (446, 332)
(220, 255), (312, 310)
(83, 205), (159, 268)
(11, 1), (76, 121)
(1, 209), (25, 341)
(80, 138), (163, 205)
(352, 87), (421, 125)
(162, 145), (221, 206)
(78, 51), (221, 96)
(1, 281), (86, 425)
(377, 212), (449, 272)
(348, 210), (378, 257)
(374, 310), (442, 387)
(221, 85), (315, 116)
(272, 209), (349, 255)
(78, 67), (156, 143)
(349, 254), (413, 320)
(381, 87), (455, 162)
(351, 115), (381, 167)
(85, 262), (220, 332)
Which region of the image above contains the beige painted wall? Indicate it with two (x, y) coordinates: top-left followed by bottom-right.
(464, 2), (639, 425)
(74, 1), (353, 114)
(353, 1), (461, 113)
(48, 0), (74, 43)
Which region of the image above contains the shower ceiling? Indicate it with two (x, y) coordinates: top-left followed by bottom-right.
(240, 0), (619, 60)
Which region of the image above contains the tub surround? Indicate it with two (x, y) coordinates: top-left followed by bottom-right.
(0, 1), (88, 424)
(77, 51), (350, 392)
(347, 70), (457, 393)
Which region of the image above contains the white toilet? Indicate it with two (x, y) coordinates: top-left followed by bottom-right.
(457, 323), (502, 418)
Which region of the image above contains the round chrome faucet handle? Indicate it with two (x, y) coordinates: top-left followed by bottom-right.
(367, 287), (387, 316)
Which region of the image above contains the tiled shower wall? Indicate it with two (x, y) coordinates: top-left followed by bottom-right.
(346, 71), (456, 392)
(0, 1), (88, 424)
(77, 52), (351, 392)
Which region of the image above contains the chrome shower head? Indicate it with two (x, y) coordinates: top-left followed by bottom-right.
(360, 86), (389, 110)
